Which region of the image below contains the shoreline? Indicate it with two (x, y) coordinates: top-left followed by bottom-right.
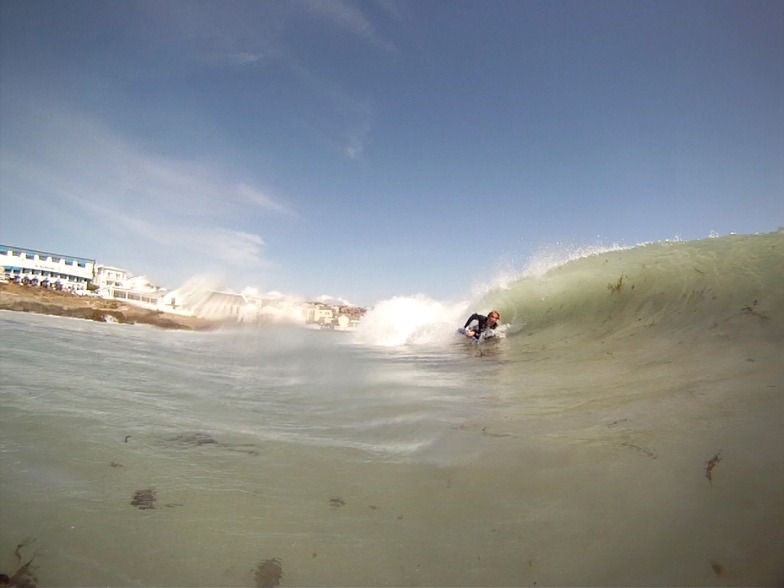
(0, 283), (219, 331)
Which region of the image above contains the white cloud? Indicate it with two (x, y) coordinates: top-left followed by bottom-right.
(228, 52), (265, 65)
(316, 294), (353, 306)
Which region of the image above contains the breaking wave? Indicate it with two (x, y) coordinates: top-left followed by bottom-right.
(357, 231), (784, 348)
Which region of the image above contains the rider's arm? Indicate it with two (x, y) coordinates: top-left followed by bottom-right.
(463, 313), (480, 329)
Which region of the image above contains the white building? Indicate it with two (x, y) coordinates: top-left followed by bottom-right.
(93, 264), (130, 293)
(0, 245), (94, 292)
(93, 265), (166, 308)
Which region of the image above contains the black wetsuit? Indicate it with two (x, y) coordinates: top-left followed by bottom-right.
(463, 313), (494, 339)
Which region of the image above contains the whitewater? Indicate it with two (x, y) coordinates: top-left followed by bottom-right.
(1, 231), (782, 586)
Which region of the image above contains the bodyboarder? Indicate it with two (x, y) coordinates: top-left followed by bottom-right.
(459, 310), (501, 341)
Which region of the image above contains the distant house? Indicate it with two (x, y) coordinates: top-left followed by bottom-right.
(93, 264), (166, 309)
(335, 312), (363, 331)
(304, 303), (335, 326)
(0, 245), (94, 292)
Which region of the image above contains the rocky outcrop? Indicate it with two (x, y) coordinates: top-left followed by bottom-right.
(0, 284), (216, 330)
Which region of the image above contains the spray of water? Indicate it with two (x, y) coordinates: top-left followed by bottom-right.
(521, 241), (630, 278)
(165, 275), (305, 323)
(353, 295), (470, 347)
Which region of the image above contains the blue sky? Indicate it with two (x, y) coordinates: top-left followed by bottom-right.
(1, 0), (782, 306)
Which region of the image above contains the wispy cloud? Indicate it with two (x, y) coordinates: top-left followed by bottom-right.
(0, 108), (290, 277)
(144, 1), (389, 160)
(296, 0), (398, 55)
(140, 2), (284, 66)
(346, 111), (374, 160)
(236, 184), (293, 215)
(91, 207), (269, 271)
(228, 52), (266, 65)
(144, 0), (397, 67)
(283, 59), (376, 160)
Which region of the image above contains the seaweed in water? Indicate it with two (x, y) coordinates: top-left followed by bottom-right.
(0, 539), (38, 588)
(254, 557), (283, 588)
(705, 451), (722, 485)
(607, 274), (625, 294)
(167, 432), (218, 446)
(620, 441), (657, 459)
(131, 488), (157, 510)
(741, 300), (770, 320)
(164, 432), (259, 456)
(481, 427), (515, 438)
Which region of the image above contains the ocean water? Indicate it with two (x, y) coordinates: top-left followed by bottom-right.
(1, 231), (782, 587)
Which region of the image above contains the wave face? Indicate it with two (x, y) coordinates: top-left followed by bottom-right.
(481, 231), (784, 348)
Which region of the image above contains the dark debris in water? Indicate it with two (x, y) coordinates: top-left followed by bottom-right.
(619, 441), (657, 459)
(607, 274), (634, 294)
(741, 300), (770, 320)
(131, 488), (157, 510)
(162, 432), (259, 456)
(254, 557), (283, 588)
(481, 426), (516, 438)
(0, 538), (38, 588)
(607, 418), (630, 428)
(167, 432), (219, 446)
(706, 451), (722, 485)
(329, 497), (346, 508)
